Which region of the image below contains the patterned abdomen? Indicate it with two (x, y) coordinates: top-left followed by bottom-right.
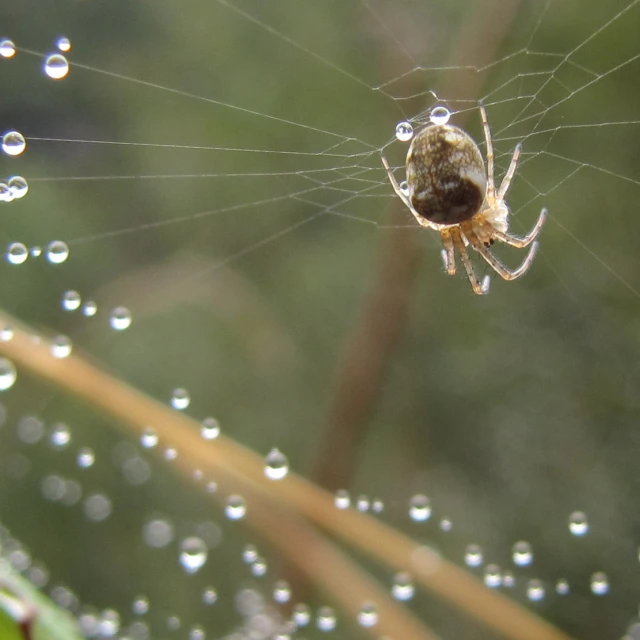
(406, 123), (487, 225)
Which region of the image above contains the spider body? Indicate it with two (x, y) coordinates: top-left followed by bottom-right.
(382, 106), (547, 295)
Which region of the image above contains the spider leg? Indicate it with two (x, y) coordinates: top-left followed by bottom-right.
(451, 228), (490, 294)
(492, 207), (547, 248)
(497, 143), (522, 201)
(471, 238), (540, 281)
(479, 104), (496, 200)
(440, 229), (456, 275)
(381, 154), (432, 229)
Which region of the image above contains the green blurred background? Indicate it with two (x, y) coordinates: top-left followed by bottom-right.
(0, 0), (639, 638)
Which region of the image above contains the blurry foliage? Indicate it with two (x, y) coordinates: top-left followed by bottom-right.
(0, 1), (639, 639)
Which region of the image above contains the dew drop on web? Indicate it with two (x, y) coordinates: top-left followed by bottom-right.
(43, 53), (69, 80)
(2, 130), (26, 156)
(200, 417), (220, 439)
(264, 447), (289, 479)
(429, 106), (451, 125)
(46, 240), (70, 264)
(395, 121), (413, 142)
(0, 39), (16, 58)
(179, 536), (208, 574)
(0, 358), (17, 391)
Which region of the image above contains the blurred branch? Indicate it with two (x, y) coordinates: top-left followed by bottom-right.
(0, 310), (573, 640)
(312, 0), (522, 492)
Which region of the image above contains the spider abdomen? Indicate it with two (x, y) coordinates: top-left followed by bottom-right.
(406, 124), (486, 225)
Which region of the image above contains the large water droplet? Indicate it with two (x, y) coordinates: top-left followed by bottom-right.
(84, 493), (112, 521)
(395, 121), (413, 142)
(316, 606), (336, 632)
(568, 511), (589, 536)
(83, 300), (98, 316)
(179, 537), (208, 574)
(56, 36), (71, 52)
(0, 183), (14, 202)
(189, 625), (205, 640)
(62, 290), (81, 311)
(408, 494), (431, 521)
(590, 571), (609, 595)
(273, 580), (291, 603)
(200, 417), (220, 440)
(7, 176), (28, 199)
(556, 579), (570, 595)
(526, 578), (545, 601)
(140, 427), (158, 448)
(484, 564), (502, 588)
(170, 388), (190, 410)
(334, 489), (350, 509)
(391, 572), (414, 601)
(357, 603), (378, 627)
(2, 131), (26, 156)
(50, 423), (71, 447)
(512, 540), (533, 566)
(264, 447), (289, 480)
(51, 335), (72, 358)
(110, 306), (132, 330)
(0, 358), (17, 390)
(7, 242), (28, 265)
(430, 106), (451, 125)
(142, 518), (174, 548)
(292, 603), (310, 626)
(77, 447), (95, 468)
(225, 495), (246, 520)
(0, 39), (16, 58)
(43, 53), (69, 80)
(399, 181), (410, 196)
(202, 587), (217, 605)
(46, 240), (69, 264)
(251, 557), (267, 576)
(464, 544), (483, 567)
(242, 544), (258, 563)
(99, 609), (120, 637)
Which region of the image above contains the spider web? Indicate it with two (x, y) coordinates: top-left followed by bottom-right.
(0, 1), (640, 639)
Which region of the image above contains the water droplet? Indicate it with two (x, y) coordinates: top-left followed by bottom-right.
(464, 544), (483, 567)
(225, 494), (246, 519)
(408, 494), (431, 521)
(512, 540), (533, 566)
(51, 335), (72, 358)
(179, 537), (208, 574)
(502, 571), (515, 588)
(164, 447), (177, 460)
(83, 301), (98, 316)
(0, 183), (14, 202)
(439, 518), (452, 531)
(7, 242), (28, 265)
(43, 53), (69, 79)
(189, 625), (205, 640)
(2, 130), (26, 156)
(140, 427), (158, 448)
(556, 579), (570, 595)
(391, 572), (414, 601)
(292, 603), (310, 626)
(526, 578), (545, 601)
(202, 588), (217, 605)
(356, 495), (370, 512)
(316, 606), (336, 632)
(122, 456), (151, 485)
(273, 580), (291, 603)
(62, 480), (82, 506)
(484, 564), (502, 588)
(46, 240), (69, 264)
(99, 609), (120, 636)
(166, 616), (180, 631)
(568, 511), (589, 536)
(251, 557), (267, 576)
(83, 493), (112, 521)
(206, 481), (217, 493)
(430, 106), (451, 125)
(30, 246), (42, 258)
(7, 176), (28, 199)
(242, 545), (258, 564)
(0, 39), (16, 58)
(50, 423), (71, 447)
(334, 489), (350, 509)
(17, 415), (44, 443)
(56, 36), (71, 52)
(399, 180), (410, 196)
(62, 290), (81, 311)
(0, 326), (13, 341)
(77, 447), (95, 468)
(110, 306), (132, 330)
(170, 388), (190, 410)
(264, 447), (289, 480)
(142, 518), (174, 547)
(42, 474), (66, 501)
(200, 417), (220, 440)
(590, 571), (609, 595)
(0, 358), (17, 390)
(395, 121), (413, 142)
(357, 603), (377, 627)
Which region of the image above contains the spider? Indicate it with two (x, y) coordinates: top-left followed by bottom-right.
(382, 106), (547, 294)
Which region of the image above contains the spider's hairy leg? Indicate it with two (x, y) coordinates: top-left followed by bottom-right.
(497, 142), (522, 201)
(471, 235), (540, 281)
(493, 207), (547, 248)
(451, 228), (490, 294)
(440, 229), (456, 275)
(479, 104), (496, 200)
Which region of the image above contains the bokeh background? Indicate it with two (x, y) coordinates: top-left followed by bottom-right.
(0, 0), (639, 638)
